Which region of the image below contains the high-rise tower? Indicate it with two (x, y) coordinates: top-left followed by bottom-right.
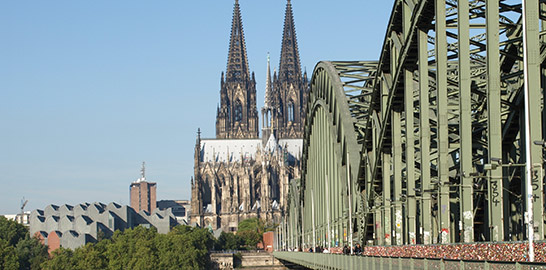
(130, 162), (157, 213)
(216, 0), (259, 139)
(266, 0), (308, 139)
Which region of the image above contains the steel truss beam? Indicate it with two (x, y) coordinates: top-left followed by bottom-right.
(282, 0), (546, 253)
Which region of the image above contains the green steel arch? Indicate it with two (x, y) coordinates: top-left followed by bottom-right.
(280, 1), (546, 261)
(282, 61), (377, 251)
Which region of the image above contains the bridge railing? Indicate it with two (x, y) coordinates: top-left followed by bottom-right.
(273, 251), (546, 270)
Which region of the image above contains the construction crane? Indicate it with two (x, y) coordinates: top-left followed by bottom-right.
(20, 197), (28, 215)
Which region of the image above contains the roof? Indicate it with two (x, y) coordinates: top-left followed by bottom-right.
(200, 139), (261, 162)
(278, 139), (303, 158)
(200, 138), (303, 163)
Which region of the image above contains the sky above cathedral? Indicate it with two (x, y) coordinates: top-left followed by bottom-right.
(0, 0), (393, 214)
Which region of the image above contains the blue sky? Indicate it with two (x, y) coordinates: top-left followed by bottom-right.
(0, 1), (393, 214)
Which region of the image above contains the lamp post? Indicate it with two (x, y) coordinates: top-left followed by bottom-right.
(522, 0), (535, 261)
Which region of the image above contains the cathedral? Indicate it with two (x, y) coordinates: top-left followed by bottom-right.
(190, 0), (308, 232)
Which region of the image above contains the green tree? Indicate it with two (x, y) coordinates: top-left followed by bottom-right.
(104, 229), (131, 270)
(106, 226), (159, 270)
(169, 225), (192, 235)
(237, 218), (276, 249)
(0, 239), (19, 270)
(15, 236), (48, 270)
(164, 225), (214, 269)
(237, 218), (262, 232)
(0, 216), (48, 270)
(0, 216), (27, 246)
(36, 224), (216, 269)
(158, 234), (204, 270)
(236, 230), (261, 249)
(72, 242), (107, 270)
(215, 231), (243, 250)
(41, 248), (75, 270)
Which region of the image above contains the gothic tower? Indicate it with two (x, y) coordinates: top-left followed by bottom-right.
(216, 0), (259, 139)
(190, 129), (203, 226)
(268, 0), (309, 139)
(261, 53), (275, 142)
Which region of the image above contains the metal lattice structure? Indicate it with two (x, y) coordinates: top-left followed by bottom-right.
(279, 0), (546, 256)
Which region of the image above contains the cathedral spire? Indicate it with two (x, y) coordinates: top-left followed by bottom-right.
(226, 0), (250, 81)
(264, 53), (273, 108)
(262, 53), (275, 144)
(270, 0), (307, 139)
(278, 0), (301, 82)
(194, 128), (201, 165)
(216, 0), (258, 139)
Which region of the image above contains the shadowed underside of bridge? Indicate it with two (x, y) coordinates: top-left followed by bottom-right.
(276, 0), (546, 268)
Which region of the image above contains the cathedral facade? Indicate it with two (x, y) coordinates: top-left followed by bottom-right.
(190, 0), (308, 232)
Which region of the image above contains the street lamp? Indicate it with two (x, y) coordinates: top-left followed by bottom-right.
(522, 0), (536, 261)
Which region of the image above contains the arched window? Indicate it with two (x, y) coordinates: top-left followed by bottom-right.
(288, 101), (294, 122)
(234, 100), (243, 122)
(202, 176), (212, 206)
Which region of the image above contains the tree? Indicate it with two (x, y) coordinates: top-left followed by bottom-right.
(41, 248), (75, 270)
(236, 218), (276, 249)
(0, 239), (19, 270)
(0, 216), (27, 246)
(15, 236), (48, 270)
(37, 225), (216, 269)
(106, 226), (159, 270)
(236, 230), (261, 249)
(0, 216), (48, 270)
(72, 242), (107, 270)
(215, 231), (243, 250)
(237, 218), (263, 233)
(163, 225), (214, 269)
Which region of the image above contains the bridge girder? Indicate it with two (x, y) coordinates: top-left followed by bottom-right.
(282, 0), (546, 252)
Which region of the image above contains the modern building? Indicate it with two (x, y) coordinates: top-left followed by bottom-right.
(156, 199), (190, 224)
(30, 202), (179, 252)
(130, 162), (157, 213)
(2, 212), (30, 226)
(190, 0), (307, 232)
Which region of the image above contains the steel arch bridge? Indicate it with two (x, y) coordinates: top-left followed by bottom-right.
(276, 0), (546, 262)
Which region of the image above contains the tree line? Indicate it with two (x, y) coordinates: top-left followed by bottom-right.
(0, 216), (275, 270)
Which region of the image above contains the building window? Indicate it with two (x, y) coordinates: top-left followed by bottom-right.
(234, 100), (243, 122)
(288, 101), (294, 122)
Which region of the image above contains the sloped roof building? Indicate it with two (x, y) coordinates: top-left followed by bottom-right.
(30, 202), (179, 252)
